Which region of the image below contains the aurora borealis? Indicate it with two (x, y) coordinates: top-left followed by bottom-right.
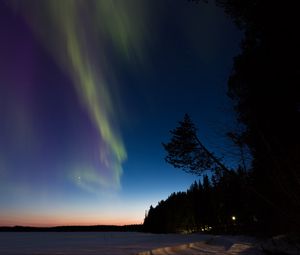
(0, 0), (241, 226)
(11, 0), (147, 190)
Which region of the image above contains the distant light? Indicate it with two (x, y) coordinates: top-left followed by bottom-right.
(232, 216), (236, 221)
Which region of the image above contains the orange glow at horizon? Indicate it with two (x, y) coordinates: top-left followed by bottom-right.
(0, 212), (143, 227)
(0, 218), (141, 227)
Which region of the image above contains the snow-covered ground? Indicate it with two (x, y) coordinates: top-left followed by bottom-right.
(137, 235), (264, 255)
(1, 232), (208, 255)
(0, 232), (265, 255)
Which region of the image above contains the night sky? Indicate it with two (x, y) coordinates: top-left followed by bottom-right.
(0, 0), (241, 226)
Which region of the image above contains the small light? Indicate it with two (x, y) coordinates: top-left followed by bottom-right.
(232, 216), (236, 221)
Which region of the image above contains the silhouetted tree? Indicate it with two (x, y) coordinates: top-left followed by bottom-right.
(187, 0), (300, 233)
(218, 0), (300, 232)
(143, 171), (254, 234)
(162, 114), (231, 176)
(148, 0), (299, 234)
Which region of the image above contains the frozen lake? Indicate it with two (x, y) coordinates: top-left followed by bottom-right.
(0, 232), (211, 255)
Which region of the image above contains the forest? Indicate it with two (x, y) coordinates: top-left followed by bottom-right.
(144, 0), (299, 235)
(144, 170), (256, 234)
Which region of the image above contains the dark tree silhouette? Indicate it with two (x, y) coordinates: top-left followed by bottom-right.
(217, 0), (300, 231)
(189, 0), (300, 232)
(143, 171), (254, 234)
(147, 0), (300, 235)
(162, 114), (230, 176)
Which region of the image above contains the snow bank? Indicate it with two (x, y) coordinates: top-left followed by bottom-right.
(260, 235), (300, 255)
(137, 235), (263, 255)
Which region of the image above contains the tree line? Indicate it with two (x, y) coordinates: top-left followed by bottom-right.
(144, 0), (299, 235)
(144, 169), (257, 234)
